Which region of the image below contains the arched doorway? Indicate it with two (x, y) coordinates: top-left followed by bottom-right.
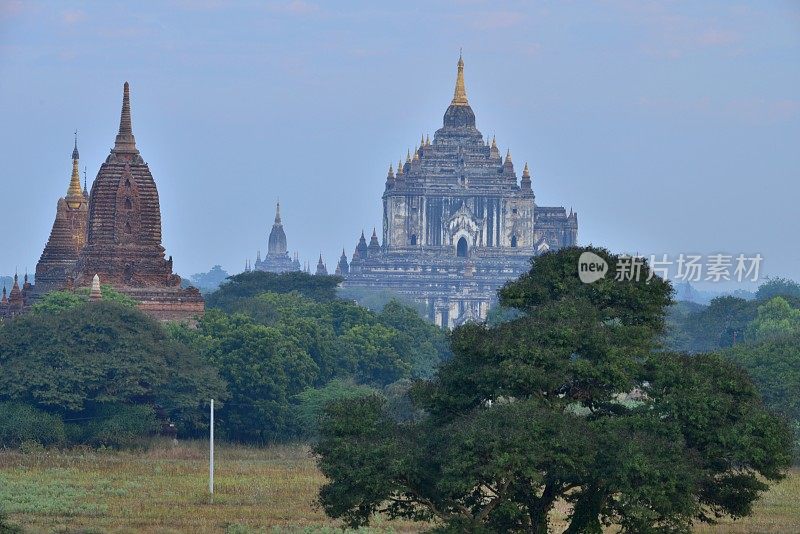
(456, 236), (468, 258)
(511, 235), (517, 248)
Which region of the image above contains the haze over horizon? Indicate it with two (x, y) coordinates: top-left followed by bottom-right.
(1, 1), (798, 290)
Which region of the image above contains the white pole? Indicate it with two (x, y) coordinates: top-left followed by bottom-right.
(209, 399), (214, 494)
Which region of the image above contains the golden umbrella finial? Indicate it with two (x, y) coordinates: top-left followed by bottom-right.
(451, 51), (469, 106)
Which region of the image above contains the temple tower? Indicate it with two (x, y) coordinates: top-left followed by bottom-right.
(34, 135), (89, 293)
(72, 82), (203, 321)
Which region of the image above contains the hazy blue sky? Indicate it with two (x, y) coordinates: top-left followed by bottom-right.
(1, 1), (798, 289)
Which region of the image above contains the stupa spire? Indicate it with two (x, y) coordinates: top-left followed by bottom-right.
(67, 135), (83, 202)
(451, 51), (469, 106)
(275, 201), (282, 224)
(113, 82), (138, 153)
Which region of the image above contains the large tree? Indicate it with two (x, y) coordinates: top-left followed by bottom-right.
(315, 247), (792, 533)
(0, 301), (225, 434)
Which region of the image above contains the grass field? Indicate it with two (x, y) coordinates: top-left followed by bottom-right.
(0, 441), (797, 533)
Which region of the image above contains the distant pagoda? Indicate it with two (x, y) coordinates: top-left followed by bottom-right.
(33, 134), (89, 294)
(254, 202), (301, 273)
(71, 82), (203, 321)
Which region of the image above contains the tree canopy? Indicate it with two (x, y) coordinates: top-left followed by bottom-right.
(0, 301), (225, 435)
(315, 247), (792, 533)
(206, 271), (342, 310)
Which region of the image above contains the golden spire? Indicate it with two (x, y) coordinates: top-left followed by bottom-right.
(505, 149), (512, 163)
(387, 164), (394, 178)
(491, 135), (497, 149)
(66, 134), (83, 207)
(523, 162), (530, 178)
(451, 52), (469, 106)
(406, 149), (411, 163)
(397, 159), (403, 175)
(420, 134), (425, 146)
(426, 134), (430, 146)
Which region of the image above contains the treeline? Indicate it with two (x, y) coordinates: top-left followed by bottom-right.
(661, 277), (800, 458)
(0, 272), (450, 447)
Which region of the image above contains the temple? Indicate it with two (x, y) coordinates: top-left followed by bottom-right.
(33, 134), (89, 294)
(0, 273), (33, 320)
(70, 82), (204, 321)
(254, 202), (301, 273)
(344, 55), (578, 328)
(3, 82), (205, 322)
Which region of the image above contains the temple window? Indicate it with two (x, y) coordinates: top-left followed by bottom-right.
(511, 235), (518, 248)
(410, 234), (417, 245)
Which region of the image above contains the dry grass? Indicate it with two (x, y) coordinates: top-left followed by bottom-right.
(0, 442), (797, 533)
(0, 441), (418, 533)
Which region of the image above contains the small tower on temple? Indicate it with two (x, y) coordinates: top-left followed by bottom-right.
(385, 164), (395, 191)
(1, 286), (7, 305)
(352, 230), (368, 263)
(315, 255), (328, 276)
(89, 274), (103, 301)
(337, 248), (349, 275)
(503, 149), (515, 178)
(521, 162), (533, 193)
(367, 228), (381, 257)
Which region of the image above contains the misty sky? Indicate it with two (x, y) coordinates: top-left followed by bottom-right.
(0, 1), (798, 289)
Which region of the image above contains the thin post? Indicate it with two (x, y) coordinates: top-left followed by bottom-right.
(209, 399), (214, 494)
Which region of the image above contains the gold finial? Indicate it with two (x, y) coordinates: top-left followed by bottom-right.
(451, 51), (469, 106)
(66, 137), (83, 207)
(388, 164), (394, 178)
(523, 162), (530, 178)
(420, 134), (425, 146)
(406, 149), (411, 163)
(413, 150), (420, 161)
(397, 159), (403, 175)
(505, 149), (512, 163)
(426, 134), (430, 146)
(491, 135), (497, 149)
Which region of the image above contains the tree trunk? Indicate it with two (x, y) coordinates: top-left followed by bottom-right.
(530, 482), (559, 534)
(564, 484), (605, 534)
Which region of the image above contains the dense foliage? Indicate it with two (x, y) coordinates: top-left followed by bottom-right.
(722, 327), (800, 458)
(174, 277), (451, 442)
(0, 301), (225, 444)
(755, 277), (800, 301)
(206, 271), (342, 309)
(315, 247), (792, 533)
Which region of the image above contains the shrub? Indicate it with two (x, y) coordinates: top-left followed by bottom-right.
(0, 402), (65, 448)
(68, 404), (159, 448)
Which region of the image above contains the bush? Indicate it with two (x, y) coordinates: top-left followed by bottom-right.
(68, 404), (159, 448)
(0, 402), (65, 448)
(293, 380), (377, 437)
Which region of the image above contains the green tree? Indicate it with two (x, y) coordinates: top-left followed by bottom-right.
(745, 296), (800, 342)
(293, 379), (377, 437)
(315, 247), (792, 533)
(189, 310), (319, 442)
(755, 277), (800, 301)
(0, 301), (225, 436)
(29, 285), (138, 314)
(206, 271), (342, 311)
(723, 330), (800, 459)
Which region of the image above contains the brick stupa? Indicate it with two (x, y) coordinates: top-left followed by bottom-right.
(72, 82), (203, 321)
(34, 135), (89, 294)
